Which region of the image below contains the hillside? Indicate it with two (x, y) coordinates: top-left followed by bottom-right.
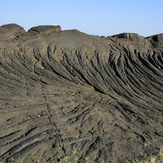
(0, 24), (163, 163)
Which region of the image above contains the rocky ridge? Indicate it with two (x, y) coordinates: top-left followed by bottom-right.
(0, 24), (163, 163)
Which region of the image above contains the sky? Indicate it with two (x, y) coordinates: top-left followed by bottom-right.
(0, 0), (163, 37)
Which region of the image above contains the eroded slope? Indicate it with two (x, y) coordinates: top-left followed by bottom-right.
(0, 24), (163, 163)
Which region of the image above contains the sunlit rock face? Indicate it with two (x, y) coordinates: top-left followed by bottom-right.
(0, 24), (163, 163)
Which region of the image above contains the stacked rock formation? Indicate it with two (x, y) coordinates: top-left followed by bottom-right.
(0, 24), (163, 163)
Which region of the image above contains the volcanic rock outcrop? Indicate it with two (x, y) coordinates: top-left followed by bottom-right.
(0, 24), (163, 163)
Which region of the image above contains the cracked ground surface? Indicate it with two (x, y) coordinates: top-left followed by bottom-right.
(0, 24), (163, 163)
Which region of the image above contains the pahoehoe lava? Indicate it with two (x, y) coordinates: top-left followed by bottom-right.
(0, 24), (163, 163)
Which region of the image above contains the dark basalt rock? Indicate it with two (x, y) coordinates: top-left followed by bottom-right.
(28, 25), (61, 35)
(0, 24), (26, 41)
(0, 24), (162, 163)
(112, 33), (152, 48)
(147, 33), (163, 48)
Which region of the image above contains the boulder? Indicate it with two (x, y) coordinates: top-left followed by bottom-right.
(112, 33), (151, 48)
(28, 25), (61, 35)
(147, 33), (163, 48)
(0, 23), (26, 41)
